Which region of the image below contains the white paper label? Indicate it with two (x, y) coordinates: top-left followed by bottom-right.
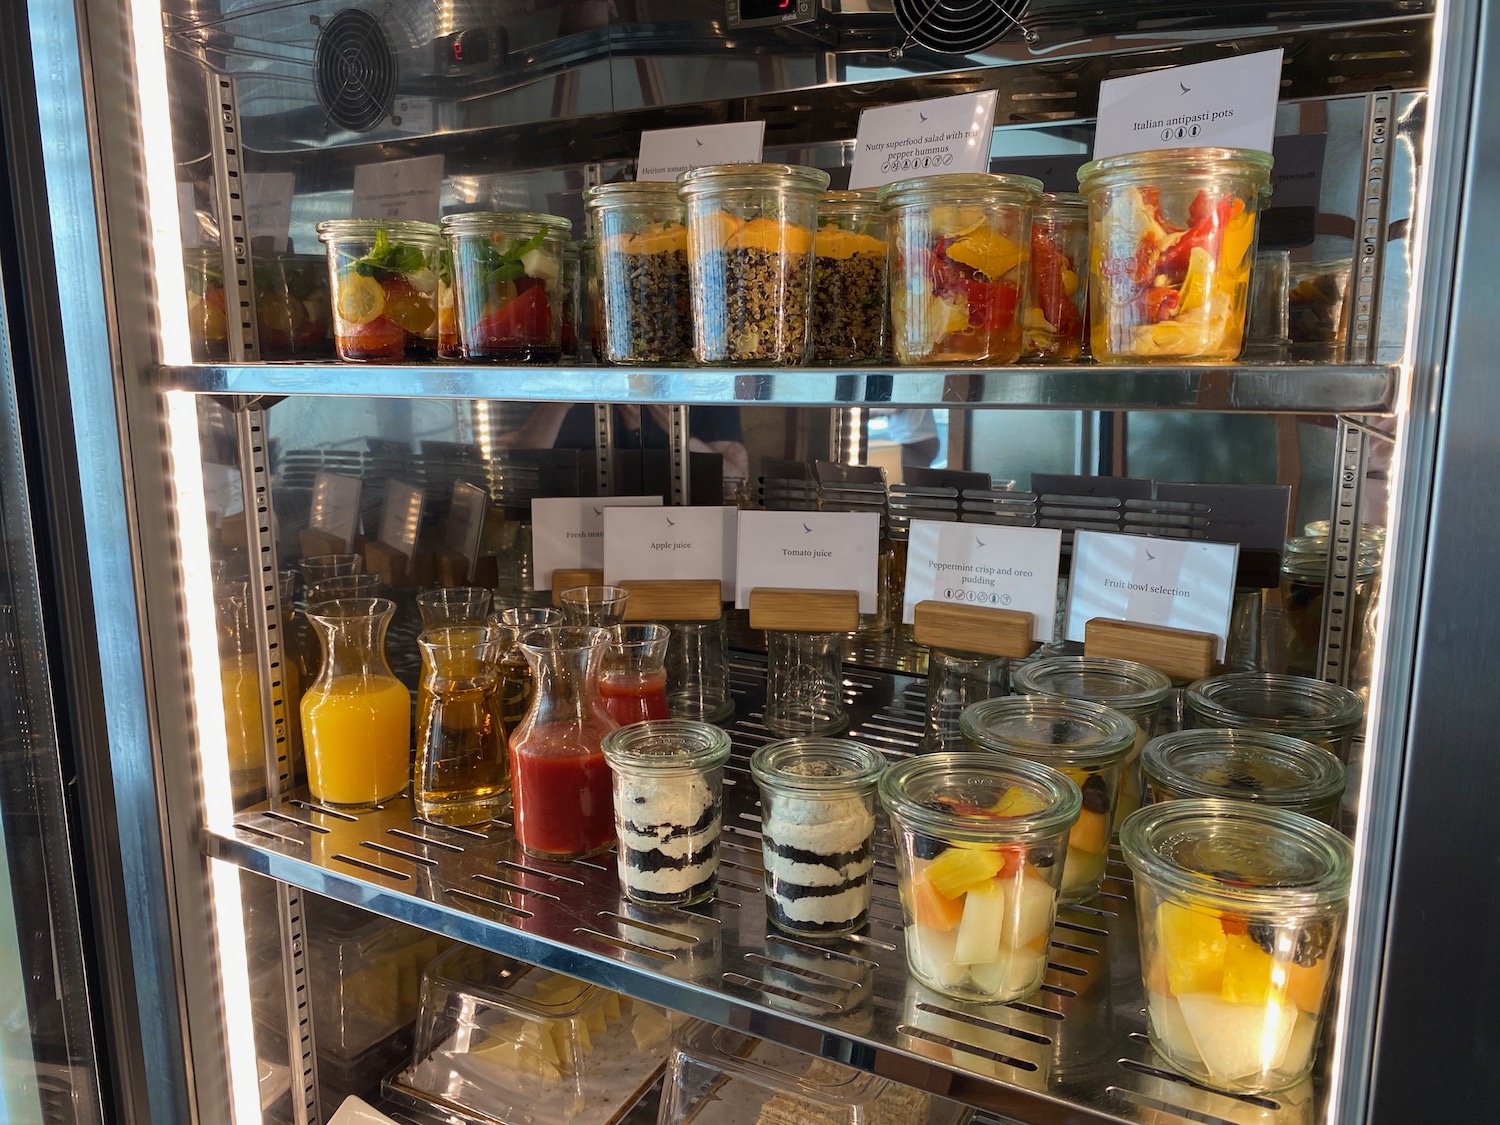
(1065, 531), (1239, 659)
(352, 154), (446, 222)
(636, 122), (766, 183)
(902, 521), (1062, 640)
(532, 496), (663, 590)
(1093, 49), (1282, 160)
(378, 481), (425, 560)
(604, 506), (737, 588)
(309, 472), (362, 552)
(446, 482), (488, 572)
(734, 511), (880, 613)
(849, 91), (999, 190)
(245, 173), (295, 252)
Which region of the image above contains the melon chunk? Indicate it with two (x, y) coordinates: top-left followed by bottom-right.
(953, 883), (1008, 965)
(1176, 992), (1297, 1083)
(1005, 874), (1058, 949)
(1147, 991), (1201, 1067)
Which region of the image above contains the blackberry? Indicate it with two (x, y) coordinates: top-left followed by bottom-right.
(1028, 844), (1057, 868)
(919, 798), (955, 817)
(1081, 774), (1110, 814)
(911, 833), (946, 861)
(1244, 919), (1335, 967)
(1227, 771), (1261, 790)
(1245, 920), (1277, 956)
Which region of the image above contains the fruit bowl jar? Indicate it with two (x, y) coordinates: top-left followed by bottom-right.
(1142, 728), (1347, 825)
(1078, 147), (1273, 363)
(441, 211), (572, 363)
(1120, 799), (1353, 1095)
(880, 752), (1079, 1004)
(317, 219), (443, 362)
(1185, 672), (1365, 765)
(959, 696), (1137, 903)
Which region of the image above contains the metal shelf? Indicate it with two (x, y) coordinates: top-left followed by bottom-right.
(206, 661), (1321, 1125)
(162, 361), (1398, 415)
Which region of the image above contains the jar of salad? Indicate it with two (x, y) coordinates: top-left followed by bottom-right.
(583, 182), (693, 365)
(317, 219), (443, 362)
(812, 190), (889, 364)
(676, 163), (829, 365)
(441, 211), (571, 363)
(1020, 193), (1089, 362)
(878, 172), (1040, 366)
(1077, 147), (1273, 362)
(184, 247), (229, 360)
(436, 246), (461, 359)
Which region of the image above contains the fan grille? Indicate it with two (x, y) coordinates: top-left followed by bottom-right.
(315, 8), (397, 132)
(894, 0), (1027, 54)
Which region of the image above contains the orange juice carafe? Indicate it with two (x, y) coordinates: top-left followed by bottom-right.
(300, 597), (411, 808)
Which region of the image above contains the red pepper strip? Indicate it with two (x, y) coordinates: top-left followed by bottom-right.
(1143, 285), (1180, 324)
(1159, 193), (1236, 278)
(472, 284), (551, 348)
(964, 278), (1020, 331)
(1187, 188), (1215, 228)
(1029, 228), (1082, 336)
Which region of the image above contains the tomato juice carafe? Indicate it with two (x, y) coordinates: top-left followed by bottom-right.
(415, 626), (508, 826)
(509, 625), (619, 859)
(299, 597), (411, 809)
(599, 623), (671, 726)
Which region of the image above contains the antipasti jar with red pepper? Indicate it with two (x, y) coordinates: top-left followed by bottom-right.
(1078, 148), (1272, 363)
(441, 211), (571, 363)
(878, 172), (1040, 366)
(1020, 193), (1089, 362)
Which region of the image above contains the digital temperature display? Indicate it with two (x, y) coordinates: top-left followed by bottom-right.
(446, 29), (491, 67)
(739, 0), (796, 18)
(726, 0), (815, 30)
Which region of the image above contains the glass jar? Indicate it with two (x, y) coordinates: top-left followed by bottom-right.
(1142, 729), (1346, 825)
(812, 190), (889, 364)
(959, 696), (1137, 903)
(1077, 147), (1273, 362)
(558, 583), (629, 627)
(490, 606), (563, 737)
(1186, 672), (1365, 764)
(436, 245), (460, 359)
(599, 623), (671, 726)
(1120, 800), (1353, 1095)
(416, 586), (493, 629)
(1279, 538), (1381, 678)
(1020, 192), (1089, 362)
(878, 172), (1040, 366)
(414, 626), (507, 826)
(509, 625), (619, 859)
(299, 597), (411, 808)
(317, 219), (443, 362)
(879, 752), (1079, 1003)
(215, 582), (265, 796)
(441, 211), (571, 363)
(749, 737), (885, 937)
(583, 182), (693, 365)
(184, 247), (229, 360)
(1287, 258), (1353, 357)
(601, 719), (731, 906)
(763, 629), (847, 737)
(664, 616), (734, 724)
(919, 648), (1010, 754)
(1010, 655), (1173, 830)
(254, 252), (334, 360)
(561, 240), (582, 361)
(677, 163), (829, 365)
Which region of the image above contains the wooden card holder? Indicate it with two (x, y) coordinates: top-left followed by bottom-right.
(621, 579), (723, 623)
(364, 540), (409, 588)
(748, 588), (860, 634)
(1083, 618), (1218, 682)
(298, 527), (348, 558)
(549, 568), (605, 606)
(432, 546), (470, 588)
(912, 601), (1039, 659)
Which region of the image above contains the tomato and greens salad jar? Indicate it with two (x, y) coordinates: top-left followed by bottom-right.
(1020, 193), (1089, 362)
(442, 211), (571, 363)
(318, 219), (442, 362)
(677, 163), (829, 365)
(812, 190), (889, 363)
(878, 172), (1040, 366)
(880, 752), (1079, 1004)
(583, 181), (693, 364)
(1120, 799), (1352, 1095)
(1078, 147), (1272, 362)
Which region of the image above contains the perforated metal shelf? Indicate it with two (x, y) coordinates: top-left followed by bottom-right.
(205, 661), (1322, 1125)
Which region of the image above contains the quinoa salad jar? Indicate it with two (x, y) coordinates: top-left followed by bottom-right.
(812, 190), (889, 363)
(584, 182), (694, 364)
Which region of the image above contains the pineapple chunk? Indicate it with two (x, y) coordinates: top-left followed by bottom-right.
(630, 1008), (673, 1052)
(925, 847), (1005, 899)
(602, 991), (622, 1022)
(1157, 902), (1227, 996)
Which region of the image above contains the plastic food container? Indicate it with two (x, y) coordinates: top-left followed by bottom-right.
(1142, 728), (1346, 824)
(318, 219), (443, 361)
(658, 1019), (971, 1125)
(387, 946), (673, 1125)
(959, 696), (1137, 903)
(442, 211), (572, 363)
(678, 163), (830, 365)
(1186, 672), (1365, 765)
(749, 737), (885, 938)
(601, 719), (731, 907)
(812, 190), (889, 363)
(583, 182), (693, 364)
(880, 753), (1078, 1004)
(1020, 192), (1089, 362)
(1009, 655), (1173, 830)
(878, 172), (1040, 365)
(1120, 800), (1353, 1095)
(1279, 537), (1381, 678)
(1078, 147), (1273, 362)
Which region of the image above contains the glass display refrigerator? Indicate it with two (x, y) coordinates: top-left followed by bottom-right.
(1, 0), (1497, 1123)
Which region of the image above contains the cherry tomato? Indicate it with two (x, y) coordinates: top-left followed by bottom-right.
(471, 284), (552, 351)
(337, 315), (404, 360)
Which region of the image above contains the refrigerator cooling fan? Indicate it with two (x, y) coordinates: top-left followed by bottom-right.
(313, 8), (399, 132)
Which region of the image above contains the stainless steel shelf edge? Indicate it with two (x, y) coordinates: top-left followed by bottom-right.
(161, 362), (1398, 414)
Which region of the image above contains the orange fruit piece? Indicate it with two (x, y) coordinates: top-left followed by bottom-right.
(909, 874), (964, 931)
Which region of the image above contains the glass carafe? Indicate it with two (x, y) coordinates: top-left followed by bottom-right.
(491, 606), (563, 737)
(415, 626), (508, 826)
(509, 625), (619, 859)
(216, 582), (265, 796)
(600, 623), (672, 726)
(300, 597), (411, 808)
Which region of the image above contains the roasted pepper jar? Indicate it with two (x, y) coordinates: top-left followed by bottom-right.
(1020, 192), (1089, 362)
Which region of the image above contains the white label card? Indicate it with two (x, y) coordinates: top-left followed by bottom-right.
(734, 511), (880, 613)
(1065, 532), (1239, 660)
(446, 482), (488, 573)
(1093, 49), (1283, 160)
(603, 506), (737, 589)
(901, 521), (1062, 639)
(245, 173), (295, 252)
(849, 91), (999, 190)
(636, 122), (766, 183)
(378, 481), (425, 560)
(309, 472), (362, 552)
(352, 154), (446, 222)
(532, 496), (663, 590)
